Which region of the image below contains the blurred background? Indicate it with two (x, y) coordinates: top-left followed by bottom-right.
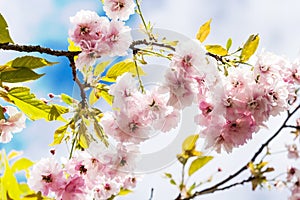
(1, 0), (300, 199)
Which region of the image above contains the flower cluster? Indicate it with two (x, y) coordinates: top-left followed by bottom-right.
(28, 142), (137, 200)
(0, 106), (26, 143)
(102, 72), (180, 144)
(194, 51), (299, 152)
(69, 5), (133, 69)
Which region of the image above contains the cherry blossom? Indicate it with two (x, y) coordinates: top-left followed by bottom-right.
(28, 158), (66, 196)
(0, 106), (26, 143)
(103, 0), (136, 21)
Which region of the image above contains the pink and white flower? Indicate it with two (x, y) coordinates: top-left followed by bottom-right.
(0, 106), (26, 143)
(103, 0), (135, 21)
(28, 158), (66, 196)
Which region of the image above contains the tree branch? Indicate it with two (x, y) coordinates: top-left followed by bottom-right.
(0, 43), (80, 57)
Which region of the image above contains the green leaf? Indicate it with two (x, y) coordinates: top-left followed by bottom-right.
(49, 123), (69, 146)
(7, 150), (22, 160)
(0, 68), (44, 83)
(61, 93), (75, 106)
(7, 87), (66, 121)
(170, 179), (176, 185)
(0, 14), (13, 44)
(188, 156), (213, 176)
(196, 19), (212, 43)
(78, 120), (91, 149)
(182, 135), (199, 152)
(11, 158), (34, 173)
(68, 38), (81, 52)
(226, 38), (232, 51)
(93, 121), (108, 147)
(94, 61), (110, 76)
(118, 189), (132, 196)
(240, 34), (260, 62)
(205, 45), (228, 56)
(6, 56), (57, 69)
(164, 173), (173, 179)
(101, 59), (145, 82)
(89, 85), (113, 106)
(1, 150), (22, 200)
(0, 105), (4, 120)
(48, 104), (69, 121)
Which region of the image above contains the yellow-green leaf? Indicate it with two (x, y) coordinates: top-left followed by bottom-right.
(1, 150), (22, 200)
(89, 85), (113, 106)
(7, 150), (23, 160)
(196, 19), (212, 43)
(61, 93), (75, 106)
(49, 124), (69, 146)
(93, 121), (108, 147)
(11, 158), (34, 173)
(101, 59), (145, 82)
(0, 105), (4, 120)
(118, 189), (132, 196)
(68, 38), (81, 52)
(7, 87), (66, 121)
(205, 45), (228, 56)
(240, 34), (260, 62)
(226, 38), (232, 51)
(0, 68), (44, 83)
(48, 104), (69, 121)
(182, 135), (199, 152)
(89, 89), (98, 106)
(0, 14), (13, 44)
(94, 61), (110, 76)
(188, 156), (213, 176)
(6, 56), (57, 69)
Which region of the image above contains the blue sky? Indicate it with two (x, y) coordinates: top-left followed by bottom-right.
(1, 0), (300, 199)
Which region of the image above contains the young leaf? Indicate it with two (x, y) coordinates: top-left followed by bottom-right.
(205, 45), (228, 56)
(196, 19), (212, 43)
(0, 68), (44, 83)
(61, 93), (75, 106)
(48, 104), (69, 121)
(101, 59), (145, 82)
(226, 38), (232, 51)
(7, 150), (23, 160)
(93, 121), (109, 147)
(94, 60), (110, 76)
(118, 189), (133, 196)
(240, 34), (260, 62)
(182, 135), (199, 152)
(0, 105), (4, 120)
(188, 156), (213, 176)
(0, 14), (14, 44)
(6, 56), (57, 69)
(1, 150), (22, 200)
(11, 158), (34, 173)
(68, 38), (81, 52)
(7, 87), (66, 121)
(49, 123), (69, 146)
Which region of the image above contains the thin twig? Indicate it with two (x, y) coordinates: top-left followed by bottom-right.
(149, 188), (154, 200)
(130, 39), (176, 51)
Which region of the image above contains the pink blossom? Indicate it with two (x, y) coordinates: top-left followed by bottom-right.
(163, 69), (198, 109)
(28, 158), (66, 196)
(0, 106), (26, 143)
(103, 0), (135, 21)
(123, 176), (137, 189)
(101, 20), (132, 57)
(93, 178), (121, 200)
(286, 144), (300, 159)
(70, 10), (108, 45)
(58, 175), (87, 200)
